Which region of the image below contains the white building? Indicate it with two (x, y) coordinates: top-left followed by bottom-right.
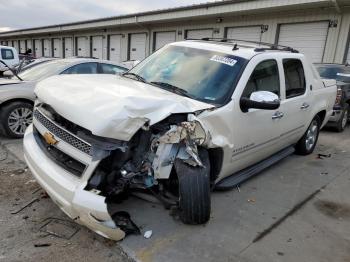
(0, 0), (349, 64)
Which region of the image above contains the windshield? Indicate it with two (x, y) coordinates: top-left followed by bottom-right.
(129, 45), (247, 104)
(17, 60), (70, 81)
(316, 65), (350, 83)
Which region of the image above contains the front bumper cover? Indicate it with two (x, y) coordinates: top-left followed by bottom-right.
(23, 125), (126, 241)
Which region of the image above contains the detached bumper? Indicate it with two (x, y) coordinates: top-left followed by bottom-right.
(23, 125), (125, 241)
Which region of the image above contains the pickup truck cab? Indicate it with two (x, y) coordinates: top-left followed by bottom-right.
(24, 40), (337, 241)
(0, 45), (19, 75)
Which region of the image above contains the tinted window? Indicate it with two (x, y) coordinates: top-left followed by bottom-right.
(242, 60), (280, 98)
(316, 65), (350, 83)
(1, 49), (14, 60)
(130, 45), (247, 105)
(283, 59), (306, 98)
(100, 63), (127, 74)
(62, 63), (98, 74)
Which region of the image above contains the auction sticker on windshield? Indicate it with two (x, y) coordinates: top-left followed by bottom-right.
(210, 55), (237, 67)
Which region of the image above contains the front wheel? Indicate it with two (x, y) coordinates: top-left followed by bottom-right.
(295, 116), (321, 155)
(174, 148), (211, 225)
(335, 104), (349, 132)
(0, 102), (33, 138)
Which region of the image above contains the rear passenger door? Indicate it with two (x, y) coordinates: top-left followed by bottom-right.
(278, 58), (311, 146)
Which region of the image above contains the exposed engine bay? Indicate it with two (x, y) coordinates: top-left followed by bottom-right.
(36, 103), (213, 234)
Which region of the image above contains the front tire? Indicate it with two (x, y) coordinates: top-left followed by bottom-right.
(0, 102), (33, 138)
(295, 116), (321, 155)
(174, 148), (211, 225)
(335, 104), (349, 132)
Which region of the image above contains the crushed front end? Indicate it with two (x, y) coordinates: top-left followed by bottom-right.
(24, 103), (210, 240)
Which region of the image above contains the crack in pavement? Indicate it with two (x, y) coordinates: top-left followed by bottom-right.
(236, 165), (350, 256)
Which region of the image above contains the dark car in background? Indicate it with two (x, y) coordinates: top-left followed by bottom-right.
(315, 64), (350, 132)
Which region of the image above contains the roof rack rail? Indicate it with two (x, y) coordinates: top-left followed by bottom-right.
(187, 38), (299, 53)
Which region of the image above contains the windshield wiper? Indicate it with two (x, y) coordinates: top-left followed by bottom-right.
(122, 72), (146, 83)
(150, 81), (193, 98)
(0, 60), (23, 81)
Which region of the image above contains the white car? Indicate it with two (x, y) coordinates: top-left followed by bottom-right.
(0, 45), (19, 75)
(0, 58), (128, 138)
(24, 40), (337, 241)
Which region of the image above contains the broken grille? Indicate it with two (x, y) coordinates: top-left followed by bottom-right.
(34, 109), (92, 156)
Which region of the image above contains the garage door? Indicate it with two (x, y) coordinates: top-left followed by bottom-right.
(43, 39), (51, 57)
(278, 21), (329, 63)
(64, 38), (73, 58)
(12, 41), (19, 52)
(92, 36), (103, 59)
(346, 43), (350, 64)
(186, 29), (213, 39)
(34, 40), (42, 57)
(26, 40), (32, 52)
(109, 35), (122, 63)
(53, 39), (61, 57)
(19, 40), (26, 53)
(130, 33), (147, 61)
(154, 31), (176, 51)
(76, 37), (88, 57)
(226, 26), (262, 42)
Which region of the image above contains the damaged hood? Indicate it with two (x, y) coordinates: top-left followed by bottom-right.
(35, 74), (214, 141)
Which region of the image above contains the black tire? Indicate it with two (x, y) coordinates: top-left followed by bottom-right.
(335, 104), (349, 132)
(295, 115), (321, 155)
(0, 101), (33, 138)
(174, 148), (211, 225)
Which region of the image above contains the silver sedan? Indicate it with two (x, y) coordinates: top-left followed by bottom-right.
(0, 58), (128, 138)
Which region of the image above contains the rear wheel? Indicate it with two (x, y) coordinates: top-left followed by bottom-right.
(0, 102), (33, 138)
(174, 148), (211, 225)
(335, 104), (349, 132)
(295, 116), (321, 155)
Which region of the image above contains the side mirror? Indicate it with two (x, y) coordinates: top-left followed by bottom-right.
(240, 91), (280, 113)
(3, 70), (14, 77)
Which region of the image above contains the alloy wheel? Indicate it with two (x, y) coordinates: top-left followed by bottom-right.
(7, 107), (33, 136)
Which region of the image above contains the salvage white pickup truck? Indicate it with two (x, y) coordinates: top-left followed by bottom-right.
(23, 39), (337, 241)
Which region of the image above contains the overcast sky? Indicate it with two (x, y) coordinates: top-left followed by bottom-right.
(0, 0), (219, 32)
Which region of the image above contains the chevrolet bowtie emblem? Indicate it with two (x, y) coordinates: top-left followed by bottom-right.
(43, 132), (58, 146)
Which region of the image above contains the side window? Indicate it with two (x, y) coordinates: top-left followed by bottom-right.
(62, 63), (98, 74)
(100, 63), (127, 74)
(1, 48), (14, 60)
(242, 60), (280, 99)
(283, 59), (306, 99)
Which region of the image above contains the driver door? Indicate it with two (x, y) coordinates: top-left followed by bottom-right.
(230, 59), (284, 173)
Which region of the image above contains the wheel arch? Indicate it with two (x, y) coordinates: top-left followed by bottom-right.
(0, 98), (34, 110)
(207, 147), (224, 183)
(315, 110), (327, 126)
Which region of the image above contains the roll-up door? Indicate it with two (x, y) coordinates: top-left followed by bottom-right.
(64, 38), (73, 58)
(154, 31), (176, 51)
(129, 33), (147, 61)
(43, 39), (51, 57)
(19, 40), (26, 53)
(53, 38), (61, 57)
(186, 29), (213, 39)
(109, 35), (122, 63)
(226, 26), (263, 42)
(278, 21), (329, 63)
(92, 36), (103, 59)
(34, 40), (42, 57)
(13, 41), (19, 52)
(76, 37), (88, 57)
(26, 40), (32, 52)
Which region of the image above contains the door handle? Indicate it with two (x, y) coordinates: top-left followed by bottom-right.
(301, 103), (310, 110)
(272, 111), (284, 120)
